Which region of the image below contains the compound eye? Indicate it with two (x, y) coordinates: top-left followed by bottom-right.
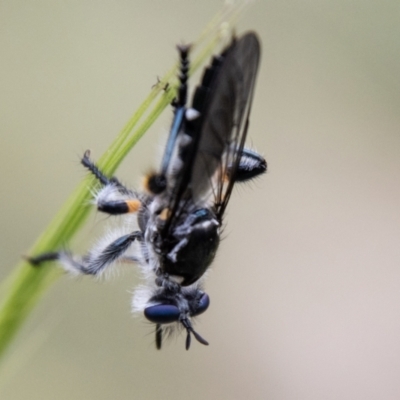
(192, 293), (210, 317)
(144, 304), (180, 324)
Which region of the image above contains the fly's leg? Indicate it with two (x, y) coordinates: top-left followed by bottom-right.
(27, 153), (144, 268)
(231, 147), (267, 182)
(28, 231), (143, 276)
(82, 150), (142, 216)
(95, 192), (142, 215)
(81, 150), (130, 193)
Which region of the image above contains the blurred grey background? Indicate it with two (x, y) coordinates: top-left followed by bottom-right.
(1, 1), (400, 399)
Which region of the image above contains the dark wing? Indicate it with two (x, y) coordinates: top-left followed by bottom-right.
(190, 32), (261, 218)
(161, 32), (261, 234)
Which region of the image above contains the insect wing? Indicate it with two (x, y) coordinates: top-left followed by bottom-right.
(194, 32), (261, 218)
(161, 33), (261, 236)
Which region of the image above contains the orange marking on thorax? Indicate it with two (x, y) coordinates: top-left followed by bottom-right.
(142, 174), (151, 192)
(142, 171), (156, 193)
(159, 208), (171, 221)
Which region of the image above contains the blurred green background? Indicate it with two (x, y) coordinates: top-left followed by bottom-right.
(1, 1), (400, 399)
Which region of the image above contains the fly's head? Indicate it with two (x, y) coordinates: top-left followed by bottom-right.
(143, 281), (210, 350)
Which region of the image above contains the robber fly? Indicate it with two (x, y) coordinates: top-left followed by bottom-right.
(29, 32), (266, 350)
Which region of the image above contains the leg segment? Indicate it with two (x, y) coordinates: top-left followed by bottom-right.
(82, 150), (142, 215)
(28, 231), (143, 276)
(96, 197), (141, 215)
(81, 150), (131, 194)
(231, 147), (267, 182)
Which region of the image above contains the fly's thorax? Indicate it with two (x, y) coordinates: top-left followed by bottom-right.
(162, 207), (221, 286)
(143, 195), (221, 286)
